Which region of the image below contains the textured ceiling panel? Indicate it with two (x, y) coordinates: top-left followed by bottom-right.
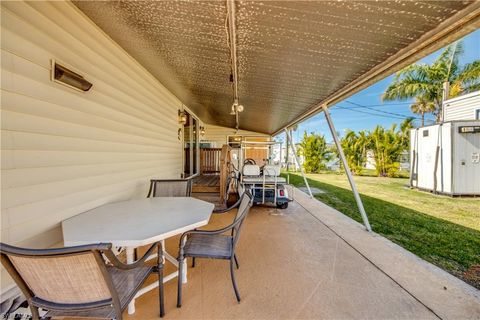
(74, 0), (232, 125)
(73, 1), (476, 134)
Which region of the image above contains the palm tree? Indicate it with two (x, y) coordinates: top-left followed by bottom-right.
(298, 131), (331, 173)
(383, 41), (480, 122)
(399, 117), (414, 148)
(340, 130), (364, 175)
(368, 119), (413, 177)
(410, 96), (435, 126)
(369, 125), (402, 177)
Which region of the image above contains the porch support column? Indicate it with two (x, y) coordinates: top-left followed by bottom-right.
(322, 105), (372, 232)
(284, 128), (313, 198)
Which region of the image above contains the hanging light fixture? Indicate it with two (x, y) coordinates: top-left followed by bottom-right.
(178, 110), (187, 125)
(230, 100), (238, 115)
(230, 99), (244, 115)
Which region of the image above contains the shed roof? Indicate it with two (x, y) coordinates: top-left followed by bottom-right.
(73, 1), (480, 135)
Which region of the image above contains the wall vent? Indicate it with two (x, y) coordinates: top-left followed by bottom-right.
(51, 60), (92, 92)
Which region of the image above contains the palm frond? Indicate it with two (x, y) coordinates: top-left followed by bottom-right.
(455, 60), (480, 94)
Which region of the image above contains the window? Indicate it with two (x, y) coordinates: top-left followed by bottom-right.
(423, 130), (429, 137)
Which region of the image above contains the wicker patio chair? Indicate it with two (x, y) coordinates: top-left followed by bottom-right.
(147, 179), (192, 197)
(0, 242), (165, 320)
(177, 191), (253, 307)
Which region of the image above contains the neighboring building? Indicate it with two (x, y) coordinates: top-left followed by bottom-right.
(443, 90), (480, 121)
(398, 151), (410, 171)
(365, 150), (376, 170)
(364, 150), (410, 171)
(273, 143), (306, 171)
(325, 159), (340, 171)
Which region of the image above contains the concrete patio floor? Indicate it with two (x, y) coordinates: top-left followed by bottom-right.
(123, 189), (480, 320)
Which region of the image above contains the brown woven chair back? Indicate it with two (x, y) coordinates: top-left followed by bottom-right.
(1, 242), (164, 320)
(232, 192), (253, 247)
(147, 179), (192, 197)
(8, 252), (111, 304)
(234, 191), (252, 222)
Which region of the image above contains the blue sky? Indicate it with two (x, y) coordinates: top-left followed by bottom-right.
(286, 29), (480, 143)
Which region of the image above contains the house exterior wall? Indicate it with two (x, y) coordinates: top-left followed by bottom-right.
(202, 124), (269, 147)
(443, 91), (480, 121)
(1, 1), (185, 290)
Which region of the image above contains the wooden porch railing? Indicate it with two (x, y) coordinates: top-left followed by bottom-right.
(200, 148), (222, 174)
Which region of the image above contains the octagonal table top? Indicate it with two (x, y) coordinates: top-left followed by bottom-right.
(62, 197), (214, 247)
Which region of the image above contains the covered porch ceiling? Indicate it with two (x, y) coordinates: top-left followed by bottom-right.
(73, 1), (480, 135)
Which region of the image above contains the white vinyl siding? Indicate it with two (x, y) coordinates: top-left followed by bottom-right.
(443, 91), (480, 121)
(1, 0), (184, 266)
(202, 124), (269, 147)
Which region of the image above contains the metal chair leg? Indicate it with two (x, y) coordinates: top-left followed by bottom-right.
(192, 257), (196, 268)
(234, 254), (239, 269)
(30, 305), (40, 320)
(159, 266), (165, 317)
(230, 258), (241, 303)
(177, 255), (184, 308)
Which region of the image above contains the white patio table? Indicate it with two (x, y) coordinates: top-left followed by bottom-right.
(62, 197), (214, 314)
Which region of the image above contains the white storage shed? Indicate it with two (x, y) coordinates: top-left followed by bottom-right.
(410, 121), (480, 196)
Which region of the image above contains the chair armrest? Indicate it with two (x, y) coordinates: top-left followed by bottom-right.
(179, 219), (242, 247)
(213, 196), (242, 214)
(103, 242), (160, 270)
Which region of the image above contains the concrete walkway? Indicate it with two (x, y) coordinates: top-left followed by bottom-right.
(123, 189), (479, 319)
(291, 187), (480, 319)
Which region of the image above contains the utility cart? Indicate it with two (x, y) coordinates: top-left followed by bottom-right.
(239, 141), (291, 208)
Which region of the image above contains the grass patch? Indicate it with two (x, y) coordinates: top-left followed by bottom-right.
(284, 172), (480, 289)
(360, 168), (410, 178)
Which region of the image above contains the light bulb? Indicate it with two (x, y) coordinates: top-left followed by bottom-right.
(230, 102), (237, 115)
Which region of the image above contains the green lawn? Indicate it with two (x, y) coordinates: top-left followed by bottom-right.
(284, 172), (480, 289)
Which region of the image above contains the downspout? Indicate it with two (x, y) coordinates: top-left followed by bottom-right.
(415, 129), (419, 188)
(433, 124), (442, 193)
(410, 128), (417, 188)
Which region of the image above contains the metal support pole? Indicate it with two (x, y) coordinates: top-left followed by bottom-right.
(322, 105), (372, 232)
(285, 129), (313, 198)
(285, 133), (290, 171)
(279, 141), (283, 167)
